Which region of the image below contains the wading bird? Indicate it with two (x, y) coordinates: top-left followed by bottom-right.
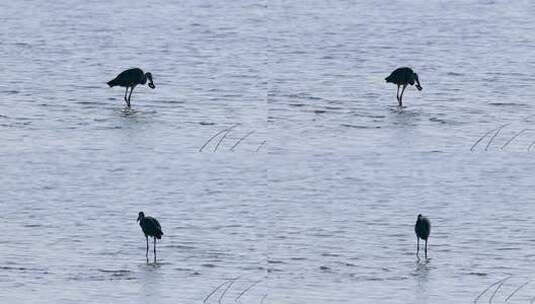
(107, 68), (155, 107)
(137, 211), (164, 263)
(385, 67), (422, 107)
(414, 214), (431, 259)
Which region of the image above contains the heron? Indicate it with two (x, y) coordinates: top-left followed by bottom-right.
(137, 211), (164, 263)
(385, 67), (422, 107)
(414, 214), (431, 259)
(107, 68), (155, 107)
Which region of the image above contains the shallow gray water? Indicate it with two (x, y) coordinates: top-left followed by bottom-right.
(2, 0), (535, 303)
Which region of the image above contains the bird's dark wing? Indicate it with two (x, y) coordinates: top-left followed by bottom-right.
(146, 216), (163, 232)
(419, 219), (431, 239)
(113, 68), (144, 85)
(424, 220), (431, 236)
(415, 219), (431, 239)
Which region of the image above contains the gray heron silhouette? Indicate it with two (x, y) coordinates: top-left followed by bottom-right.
(107, 68), (155, 107)
(414, 214), (431, 259)
(137, 211), (164, 263)
(385, 67), (422, 107)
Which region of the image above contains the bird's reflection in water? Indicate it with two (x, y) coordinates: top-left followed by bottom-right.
(118, 107), (158, 119)
(143, 262), (162, 269)
(414, 258), (432, 296)
(121, 107), (137, 116)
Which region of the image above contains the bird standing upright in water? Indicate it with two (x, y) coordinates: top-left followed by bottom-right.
(107, 68), (155, 107)
(385, 67), (422, 107)
(137, 211), (164, 263)
(414, 214), (431, 259)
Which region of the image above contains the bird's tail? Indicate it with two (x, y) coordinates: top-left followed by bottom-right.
(385, 75), (394, 83)
(155, 230), (163, 239)
(107, 79), (117, 87)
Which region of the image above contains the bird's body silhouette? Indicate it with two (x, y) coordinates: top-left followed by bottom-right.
(414, 214), (431, 259)
(385, 67), (422, 107)
(137, 211), (163, 263)
(107, 68), (155, 107)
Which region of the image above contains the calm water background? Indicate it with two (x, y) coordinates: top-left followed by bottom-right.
(2, 0), (535, 303)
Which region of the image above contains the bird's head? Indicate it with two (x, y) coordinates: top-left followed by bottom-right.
(417, 214), (423, 219)
(414, 73), (423, 91)
(145, 72), (155, 89)
(137, 211), (145, 222)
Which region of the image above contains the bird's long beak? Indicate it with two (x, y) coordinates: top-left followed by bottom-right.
(136, 215), (141, 222)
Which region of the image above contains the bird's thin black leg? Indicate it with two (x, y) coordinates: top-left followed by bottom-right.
(399, 84), (407, 107)
(127, 85), (135, 105)
(416, 237), (420, 259)
(154, 237), (157, 264)
(124, 87), (131, 108)
(123, 87), (132, 107)
(396, 85), (400, 103)
(145, 236), (149, 263)
(424, 239), (428, 259)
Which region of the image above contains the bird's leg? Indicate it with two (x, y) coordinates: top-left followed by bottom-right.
(154, 237), (157, 264)
(396, 85), (400, 103)
(124, 87), (131, 108)
(399, 84), (407, 107)
(416, 237), (420, 259)
(424, 239), (428, 259)
(145, 236), (149, 263)
(126, 87), (132, 108)
(127, 85), (135, 105)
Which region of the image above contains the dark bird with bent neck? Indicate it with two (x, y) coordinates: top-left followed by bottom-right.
(107, 68), (155, 107)
(385, 67), (422, 107)
(137, 211), (163, 263)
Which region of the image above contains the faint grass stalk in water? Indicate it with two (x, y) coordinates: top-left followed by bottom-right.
(473, 275), (512, 303)
(235, 280), (262, 303)
(203, 279), (232, 303)
(218, 276), (239, 304)
(260, 294), (268, 304)
(500, 129), (529, 150)
(256, 140), (266, 152)
(484, 124), (510, 151)
(214, 124), (238, 152)
(488, 275), (511, 303)
(199, 129), (228, 152)
(527, 139), (535, 152)
(471, 126), (501, 151)
(199, 124), (237, 152)
(504, 279), (530, 302)
(230, 131), (255, 151)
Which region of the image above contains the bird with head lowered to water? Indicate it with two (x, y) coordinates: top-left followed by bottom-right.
(107, 68), (155, 107)
(385, 67), (422, 107)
